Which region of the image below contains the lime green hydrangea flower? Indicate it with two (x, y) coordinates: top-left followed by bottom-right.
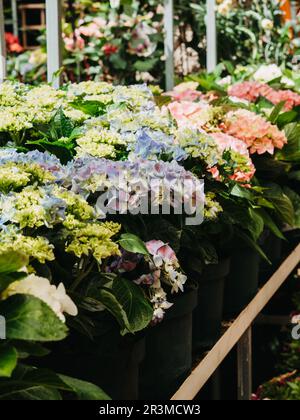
(53, 186), (95, 222)
(0, 228), (54, 263)
(0, 162), (55, 193)
(75, 128), (126, 159)
(0, 107), (33, 133)
(64, 221), (121, 262)
(176, 127), (223, 168)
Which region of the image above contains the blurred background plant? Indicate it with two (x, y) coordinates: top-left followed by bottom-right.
(3, 0), (300, 86)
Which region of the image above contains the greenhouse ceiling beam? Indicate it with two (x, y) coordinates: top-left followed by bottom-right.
(206, 0), (217, 73)
(164, 0), (174, 91)
(0, 0), (6, 83)
(46, 0), (62, 88)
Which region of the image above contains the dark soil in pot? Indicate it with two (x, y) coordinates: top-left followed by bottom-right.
(139, 287), (198, 400)
(193, 258), (231, 352)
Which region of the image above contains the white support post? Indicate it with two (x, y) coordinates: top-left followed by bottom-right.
(291, 1), (298, 23)
(0, 0), (6, 83)
(164, 0), (174, 91)
(206, 0), (217, 73)
(11, 0), (18, 37)
(46, 0), (62, 88)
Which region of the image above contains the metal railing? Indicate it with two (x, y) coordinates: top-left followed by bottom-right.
(0, 0), (218, 88)
(171, 243), (300, 400)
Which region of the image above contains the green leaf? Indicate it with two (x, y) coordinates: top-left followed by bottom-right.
(282, 186), (300, 228)
(230, 184), (254, 201)
(26, 139), (74, 164)
(154, 95), (172, 108)
(0, 272), (27, 294)
(268, 102), (285, 124)
(134, 58), (158, 72)
(70, 100), (107, 116)
(0, 345), (17, 378)
(111, 278), (153, 335)
(0, 252), (28, 275)
(276, 122), (300, 161)
(0, 295), (68, 342)
(53, 108), (75, 138)
(98, 287), (131, 334)
(0, 382), (62, 400)
(0, 365), (110, 400)
(58, 375), (111, 400)
(256, 208), (285, 240)
(109, 54), (127, 70)
(99, 277), (153, 335)
(277, 107), (300, 128)
(14, 342), (50, 359)
(119, 233), (149, 255)
(263, 183), (295, 226)
(248, 208), (264, 241)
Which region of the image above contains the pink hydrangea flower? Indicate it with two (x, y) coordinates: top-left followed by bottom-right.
(229, 81), (300, 111)
(168, 101), (211, 128)
(221, 109), (287, 155)
(146, 240), (177, 263)
(63, 31), (85, 51)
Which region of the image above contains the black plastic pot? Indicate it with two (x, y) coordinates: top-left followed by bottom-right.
(259, 232), (283, 285)
(139, 288), (198, 400)
(193, 258), (231, 352)
(42, 316), (145, 400)
(224, 245), (260, 317)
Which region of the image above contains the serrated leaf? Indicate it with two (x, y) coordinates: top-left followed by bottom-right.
(0, 295), (68, 342)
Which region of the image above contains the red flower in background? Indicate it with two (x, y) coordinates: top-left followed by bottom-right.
(5, 32), (23, 53)
(102, 44), (118, 57)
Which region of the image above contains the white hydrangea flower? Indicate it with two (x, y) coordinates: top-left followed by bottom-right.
(3, 275), (78, 323)
(253, 64), (282, 83)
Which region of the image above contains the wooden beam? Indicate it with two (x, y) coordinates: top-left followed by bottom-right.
(164, 0), (174, 91)
(171, 243), (300, 400)
(206, 0), (217, 73)
(237, 327), (252, 401)
(46, 0), (62, 88)
(0, 0), (6, 83)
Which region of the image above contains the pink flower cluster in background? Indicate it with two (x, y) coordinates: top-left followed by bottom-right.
(168, 101), (211, 129)
(221, 109), (287, 155)
(229, 81), (300, 111)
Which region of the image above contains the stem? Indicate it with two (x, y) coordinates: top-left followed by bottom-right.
(71, 259), (95, 292)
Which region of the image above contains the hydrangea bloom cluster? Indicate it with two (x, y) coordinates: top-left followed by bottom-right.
(0, 166), (121, 264)
(221, 109), (287, 155)
(75, 128), (127, 159)
(175, 127), (255, 184)
(0, 82), (67, 136)
(0, 227), (54, 264)
(66, 157), (208, 219)
(0, 161), (55, 193)
(229, 81), (300, 111)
